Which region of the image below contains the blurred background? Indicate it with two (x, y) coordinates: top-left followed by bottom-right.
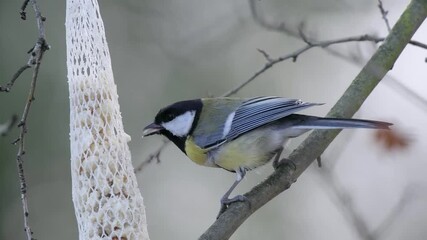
(1, 0), (427, 239)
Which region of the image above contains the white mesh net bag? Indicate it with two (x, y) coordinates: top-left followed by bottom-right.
(65, 0), (149, 239)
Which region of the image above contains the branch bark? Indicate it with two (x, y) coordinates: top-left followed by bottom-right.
(199, 0), (427, 239)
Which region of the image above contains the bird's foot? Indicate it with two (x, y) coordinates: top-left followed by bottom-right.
(221, 194), (248, 205)
(217, 195), (250, 219)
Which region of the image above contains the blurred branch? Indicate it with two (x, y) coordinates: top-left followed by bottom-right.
(326, 45), (427, 112)
(318, 164), (375, 240)
(249, 0), (427, 50)
(199, 1), (427, 239)
(385, 76), (427, 112)
(251, 0), (427, 112)
(221, 34), (395, 97)
(378, 0), (392, 32)
(0, 0), (49, 239)
(316, 124), (410, 240)
(318, 163), (415, 240)
(372, 187), (414, 239)
(0, 115), (18, 136)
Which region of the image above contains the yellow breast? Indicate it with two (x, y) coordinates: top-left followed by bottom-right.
(184, 137), (208, 166)
(214, 127), (278, 172)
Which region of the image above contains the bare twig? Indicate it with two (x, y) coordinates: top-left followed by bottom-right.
(0, 65), (31, 92)
(20, 0), (30, 20)
(378, 0), (392, 32)
(249, 0), (427, 50)
(135, 139), (170, 172)
(0, 0), (50, 239)
(0, 115), (18, 136)
(257, 48), (273, 63)
(251, 0), (427, 112)
(222, 34), (390, 97)
(16, 56), (43, 240)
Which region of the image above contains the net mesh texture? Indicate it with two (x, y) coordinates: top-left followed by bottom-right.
(66, 0), (149, 239)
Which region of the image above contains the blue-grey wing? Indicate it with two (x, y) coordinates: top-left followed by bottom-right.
(191, 98), (245, 149)
(225, 96), (322, 141)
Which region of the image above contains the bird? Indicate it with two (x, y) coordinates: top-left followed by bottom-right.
(142, 96), (391, 213)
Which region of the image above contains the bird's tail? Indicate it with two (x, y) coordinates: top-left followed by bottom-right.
(293, 115), (392, 130)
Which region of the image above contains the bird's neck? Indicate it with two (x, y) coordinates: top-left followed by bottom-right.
(162, 130), (186, 153)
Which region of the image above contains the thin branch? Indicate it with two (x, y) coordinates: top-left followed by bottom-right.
(378, 0), (392, 32)
(222, 34), (397, 97)
(256, 48), (273, 63)
(16, 53), (44, 240)
(251, 0), (427, 113)
(199, 1), (427, 238)
(135, 139), (170, 172)
(1, 0), (49, 239)
(249, 0), (427, 50)
(0, 65), (31, 92)
(20, 0), (30, 20)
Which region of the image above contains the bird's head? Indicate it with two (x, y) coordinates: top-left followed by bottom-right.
(142, 99), (202, 139)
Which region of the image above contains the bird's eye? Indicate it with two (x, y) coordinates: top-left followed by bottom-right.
(165, 113), (175, 121)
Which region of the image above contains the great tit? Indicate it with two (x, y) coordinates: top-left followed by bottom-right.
(142, 96), (391, 210)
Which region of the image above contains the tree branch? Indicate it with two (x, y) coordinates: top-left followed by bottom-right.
(319, 164), (375, 240)
(0, 65), (31, 92)
(199, 0), (427, 239)
(0, 0), (49, 239)
(135, 139), (170, 172)
(249, 0), (427, 50)
(378, 0), (392, 32)
(220, 34), (406, 97)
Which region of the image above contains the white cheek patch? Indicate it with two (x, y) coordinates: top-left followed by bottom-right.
(162, 111), (196, 137)
(222, 111), (235, 138)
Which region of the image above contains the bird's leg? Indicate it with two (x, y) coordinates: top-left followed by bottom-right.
(272, 147), (297, 171)
(217, 167), (249, 218)
(272, 146), (284, 169)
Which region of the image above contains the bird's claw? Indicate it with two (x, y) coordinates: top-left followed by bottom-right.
(217, 195), (250, 219)
(221, 194), (248, 205)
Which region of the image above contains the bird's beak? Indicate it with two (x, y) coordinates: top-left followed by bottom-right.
(142, 123), (163, 137)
